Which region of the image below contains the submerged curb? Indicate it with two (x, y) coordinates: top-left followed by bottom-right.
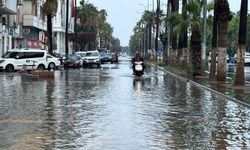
(156, 65), (250, 108)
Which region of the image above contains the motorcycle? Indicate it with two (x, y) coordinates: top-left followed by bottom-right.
(134, 61), (144, 77)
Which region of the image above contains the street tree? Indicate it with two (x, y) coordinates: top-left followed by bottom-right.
(42, 0), (58, 55)
(216, 0), (232, 81)
(169, 0), (179, 67)
(235, 0), (248, 85)
(209, 0), (218, 80)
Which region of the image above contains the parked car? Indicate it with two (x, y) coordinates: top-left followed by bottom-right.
(75, 51), (86, 59)
(0, 48), (60, 72)
(98, 49), (107, 64)
(83, 50), (101, 68)
(101, 53), (113, 63)
(208, 52), (230, 63)
(52, 52), (65, 65)
(63, 54), (82, 68)
(46, 54), (61, 70)
(235, 52), (250, 66)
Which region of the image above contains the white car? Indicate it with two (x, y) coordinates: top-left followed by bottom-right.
(75, 51), (86, 59)
(0, 48), (60, 72)
(208, 52), (230, 63)
(83, 50), (101, 68)
(234, 52), (250, 65)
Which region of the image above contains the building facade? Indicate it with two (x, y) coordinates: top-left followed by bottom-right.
(0, 0), (18, 56)
(0, 0), (74, 55)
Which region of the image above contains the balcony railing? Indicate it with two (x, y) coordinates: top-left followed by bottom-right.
(23, 15), (47, 31)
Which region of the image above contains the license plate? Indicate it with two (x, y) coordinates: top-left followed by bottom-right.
(135, 65), (143, 71)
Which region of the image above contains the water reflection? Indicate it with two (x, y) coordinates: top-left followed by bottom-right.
(0, 61), (250, 149)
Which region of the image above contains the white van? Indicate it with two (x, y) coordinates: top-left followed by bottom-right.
(0, 48), (61, 72)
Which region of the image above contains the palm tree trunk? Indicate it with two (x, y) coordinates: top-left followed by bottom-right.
(170, 0), (179, 67)
(74, 0), (77, 51)
(209, 0), (218, 80)
(217, 22), (228, 82)
(235, 0), (248, 85)
(154, 0), (160, 61)
(65, 0), (69, 57)
(47, 14), (53, 54)
(163, 0), (171, 65)
(191, 26), (202, 76)
(216, 0), (231, 82)
(179, 0), (188, 70)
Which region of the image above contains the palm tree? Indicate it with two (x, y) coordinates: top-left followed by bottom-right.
(167, 0), (203, 76)
(141, 10), (154, 58)
(209, 0), (218, 80)
(235, 0), (248, 85)
(169, 0), (179, 66)
(42, 0), (58, 55)
(65, 0), (69, 56)
(216, 0), (232, 81)
(78, 0), (98, 49)
(163, 0), (171, 65)
(154, 0), (160, 60)
(97, 9), (108, 48)
(178, 0), (188, 69)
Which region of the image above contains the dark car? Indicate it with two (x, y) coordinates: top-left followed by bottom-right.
(98, 49), (107, 64)
(102, 53), (113, 63)
(52, 52), (65, 65)
(63, 54), (82, 68)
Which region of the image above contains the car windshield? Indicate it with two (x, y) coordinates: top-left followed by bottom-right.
(98, 49), (107, 56)
(104, 53), (112, 57)
(2, 51), (19, 58)
(86, 52), (98, 57)
(76, 53), (86, 57)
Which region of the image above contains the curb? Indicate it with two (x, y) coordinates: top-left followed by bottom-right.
(156, 65), (250, 108)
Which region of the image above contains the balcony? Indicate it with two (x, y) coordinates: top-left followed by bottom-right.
(23, 14), (47, 31)
(0, 0), (17, 14)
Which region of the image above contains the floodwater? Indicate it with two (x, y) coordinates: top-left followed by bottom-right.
(0, 56), (250, 150)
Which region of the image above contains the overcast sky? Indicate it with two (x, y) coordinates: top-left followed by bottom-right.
(79, 0), (249, 47)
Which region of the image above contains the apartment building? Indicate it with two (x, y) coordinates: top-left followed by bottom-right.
(0, 0), (74, 55)
(0, 0), (19, 56)
(53, 0), (74, 54)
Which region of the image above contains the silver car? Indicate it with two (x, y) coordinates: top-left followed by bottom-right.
(83, 50), (101, 68)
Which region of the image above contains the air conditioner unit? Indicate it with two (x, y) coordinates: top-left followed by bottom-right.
(0, 0), (6, 6)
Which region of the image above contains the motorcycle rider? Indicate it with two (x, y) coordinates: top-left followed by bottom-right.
(132, 51), (145, 75)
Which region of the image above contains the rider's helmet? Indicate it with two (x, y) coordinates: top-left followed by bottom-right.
(135, 51), (140, 56)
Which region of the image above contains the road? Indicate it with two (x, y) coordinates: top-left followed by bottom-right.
(0, 56), (250, 149)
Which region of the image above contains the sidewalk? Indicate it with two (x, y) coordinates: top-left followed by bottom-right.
(156, 64), (250, 108)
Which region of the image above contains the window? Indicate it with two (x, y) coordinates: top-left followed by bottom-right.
(16, 52), (25, 59)
(2, 52), (18, 58)
(25, 52), (44, 58)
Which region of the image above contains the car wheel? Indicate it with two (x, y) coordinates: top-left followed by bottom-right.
(83, 64), (87, 68)
(48, 63), (56, 70)
(97, 64), (100, 68)
(37, 64), (45, 70)
(5, 64), (14, 72)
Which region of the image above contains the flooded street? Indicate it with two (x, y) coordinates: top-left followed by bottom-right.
(0, 56), (250, 150)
